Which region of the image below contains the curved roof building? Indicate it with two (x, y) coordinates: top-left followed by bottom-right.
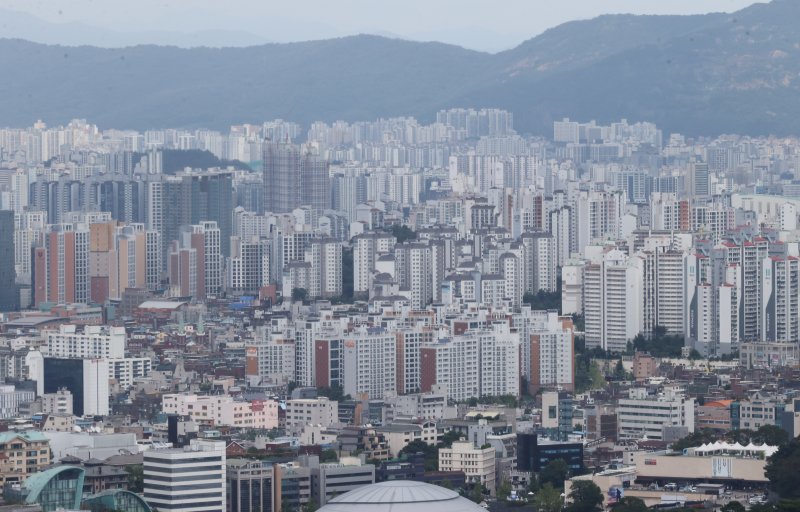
(4, 465), (84, 512)
(83, 489), (153, 512)
(317, 480), (485, 512)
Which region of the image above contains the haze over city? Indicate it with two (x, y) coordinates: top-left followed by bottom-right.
(1, 1), (800, 512)
(1, 0), (758, 50)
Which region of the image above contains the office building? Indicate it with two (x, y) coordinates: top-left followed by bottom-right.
(305, 456), (375, 506)
(616, 387), (695, 441)
(227, 459), (273, 512)
(144, 439), (226, 512)
(517, 432), (584, 473)
(43, 358), (110, 416)
(0, 385), (35, 419)
(273, 463), (311, 512)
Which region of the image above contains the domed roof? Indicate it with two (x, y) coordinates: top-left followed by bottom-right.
(318, 480), (485, 512)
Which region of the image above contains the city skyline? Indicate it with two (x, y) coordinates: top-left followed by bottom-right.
(1, 2), (800, 511)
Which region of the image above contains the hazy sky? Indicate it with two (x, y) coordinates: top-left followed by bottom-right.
(0, 0), (760, 51)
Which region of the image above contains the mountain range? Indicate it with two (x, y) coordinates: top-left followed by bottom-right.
(1, 0), (799, 136)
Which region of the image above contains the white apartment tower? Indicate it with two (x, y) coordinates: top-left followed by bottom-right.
(584, 249), (644, 352)
(353, 232), (396, 295)
(306, 238), (342, 299)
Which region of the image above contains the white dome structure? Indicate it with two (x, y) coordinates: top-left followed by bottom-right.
(317, 480), (485, 512)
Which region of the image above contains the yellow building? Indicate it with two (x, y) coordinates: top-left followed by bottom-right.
(0, 431), (51, 491)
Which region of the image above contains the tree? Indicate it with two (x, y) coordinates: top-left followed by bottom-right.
(436, 479), (454, 490)
(390, 225), (417, 243)
(630, 326), (685, 357)
(439, 430), (463, 448)
(317, 386), (349, 402)
(540, 459), (570, 489)
(291, 287), (308, 303)
(126, 464), (143, 493)
(670, 429), (719, 451)
(497, 479), (512, 501)
(614, 497), (648, 512)
(766, 438), (800, 498)
(566, 481), (603, 512)
(720, 502), (746, 512)
(398, 441), (438, 471)
(613, 359), (626, 380)
(304, 499), (319, 512)
(320, 449), (338, 463)
(534, 483), (563, 512)
(468, 483), (486, 504)
(523, 290), (561, 313)
(753, 425), (789, 447)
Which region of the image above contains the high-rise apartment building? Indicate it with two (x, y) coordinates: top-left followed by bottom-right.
(584, 249), (644, 352)
(342, 327), (397, 400)
(228, 236), (271, 294)
(395, 242), (433, 310)
(263, 142), (330, 213)
(352, 232), (395, 295)
(33, 223), (89, 306)
(306, 238), (342, 299)
(528, 314), (575, 395)
(0, 210), (18, 311)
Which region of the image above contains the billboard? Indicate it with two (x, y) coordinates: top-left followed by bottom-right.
(712, 457), (733, 478)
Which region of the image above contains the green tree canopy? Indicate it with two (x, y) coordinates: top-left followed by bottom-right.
(534, 483), (563, 512)
(291, 287), (308, 303)
(613, 496), (648, 512)
(398, 440), (438, 471)
(540, 458), (570, 489)
(125, 464), (143, 493)
(497, 479), (512, 501)
(752, 425), (789, 446)
(766, 438), (800, 498)
(566, 481), (604, 512)
(390, 225), (417, 243)
(720, 502), (746, 512)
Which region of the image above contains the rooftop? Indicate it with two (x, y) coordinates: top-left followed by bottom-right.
(319, 480), (485, 512)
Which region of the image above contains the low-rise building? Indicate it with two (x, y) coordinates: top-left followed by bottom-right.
(616, 387), (695, 441)
(0, 431), (51, 491)
(733, 392), (784, 430)
(41, 389), (73, 416)
(438, 440), (496, 495)
(304, 455), (375, 506)
(284, 398), (338, 435)
(376, 421), (440, 457)
(161, 393), (279, 429)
